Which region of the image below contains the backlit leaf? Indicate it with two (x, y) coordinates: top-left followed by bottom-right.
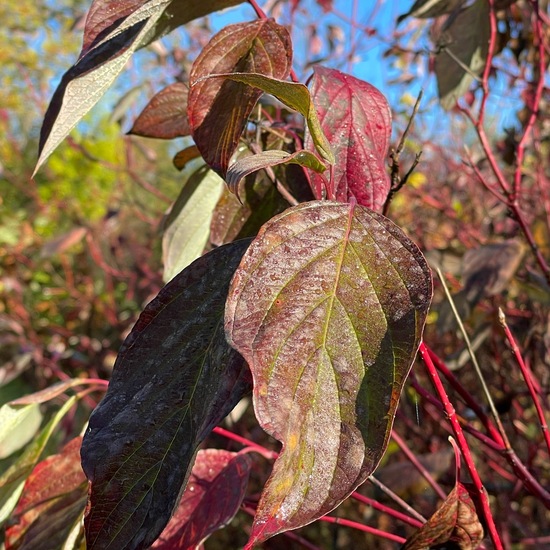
(129, 82), (190, 139)
(188, 21), (292, 176)
(173, 145), (202, 171)
(5, 437), (87, 550)
(35, 0), (246, 174)
(304, 66), (392, 212)
(35, 0), (171, 174)
(209, 72), (334, 165)
(434, 0), (490, 110)
(0, 403), (42, 459)
(225, 201), (432, 545)
(152, 449), (251, 549)
(0, 395), (79, 526)
(402, 481), (485, 549)
(81, 240), (253, 550)
(226, 149), (326, 195)
(162, 165), (224, 282)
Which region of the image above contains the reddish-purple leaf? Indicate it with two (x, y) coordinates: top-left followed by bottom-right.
(129, 83), (190, 139)
(81, 240), (253, 550)
(152, 449), (251, 549)
(80, 0), (145, 57)
(188, 21), (292, 176)
(402, 481), (485, 549)
(304, 66), (392, 212)
(5, 437), (87, 550)
(225, 201), (432, 545)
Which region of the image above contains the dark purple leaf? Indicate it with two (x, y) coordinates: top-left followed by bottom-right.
(225, 201), (432, 545)
(129, 83), (190, 139)
(304, 66), (392, 212)
(81, 240), (253, 550)
(188, 21), (292, 176)
(152, 449), (251, 549)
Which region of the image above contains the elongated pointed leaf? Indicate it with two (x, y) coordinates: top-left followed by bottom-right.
(35, 0), (246, 174)
(434, 0), (490, 110)
(208, 72), (334, 165)
(0, 395), (79, 526)
(225, 201), (432, 545)
(152, 449), (251, 549)
(81, 240), (252, 550)
(5, 437), (87, 550)
(304, 66), (391, 212)
(162, 165), (224, 282)
(188, 21), (292, 176)
(35, 0), (171, 173)
(226, 149), (326, 195)
(129, 83), (190, 139)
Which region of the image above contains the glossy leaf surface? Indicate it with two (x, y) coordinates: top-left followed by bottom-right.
(5, 437), (87, 550)
(402, 481), (484, 549)
(162, 165), (224, 282)
(129, 82), (190, 139)
(81, 240), (253, 550)
(225, 201), (432, 545)
(152, 449), (251, 549)
(188, 21), (292, 176)
(304, 66), (392, 212)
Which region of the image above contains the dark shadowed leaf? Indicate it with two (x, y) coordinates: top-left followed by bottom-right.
(152, 449), (251, 549)
(397, 0), (465, 25)
(129, 83), (190, 139)
(81, 240), (253, 550)
(35, 0), (246, 174)
(225, 201), (432, 545)
(5, 437), (87, 550)
(162, 165), (224, 282)
(0, 396), (78, 526)
(209, 72), (334, 165)
(226, 149), (326, 196)
(304, 66), (392, 212)
(434, 0), (490, 110)
(210, 172), (290, 247)
(188, 21), (292, 176)
(402, 481), (485, 549)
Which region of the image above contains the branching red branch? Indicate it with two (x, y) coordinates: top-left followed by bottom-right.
(320, 515), (407, 544)
(499, 308), (550, 456)
(419, 342), (504, 550)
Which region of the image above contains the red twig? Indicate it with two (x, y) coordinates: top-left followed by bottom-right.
(419, 342), (504, 550)
(320, 515), (406, 544)
(212, 426), (278, 460)
(498, 309), (550, 456)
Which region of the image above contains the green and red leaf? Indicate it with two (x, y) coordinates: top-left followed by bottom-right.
(152, 449), (251, 549)
(187, 21), (292, 176)
(5, 437), (87, 550)
(305, 66), (392, 212)
(81, 240), (253, 550)
(225, 201), (432, 545)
